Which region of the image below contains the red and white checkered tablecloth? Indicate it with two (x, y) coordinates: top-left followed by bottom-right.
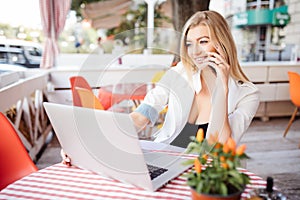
(0, 163), (266, 200)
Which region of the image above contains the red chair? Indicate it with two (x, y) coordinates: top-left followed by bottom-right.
(283, 71), (300, 148)
(97, 87), (113, 110)
(70, 76), (93, 107)
(0, 112), (38, 190)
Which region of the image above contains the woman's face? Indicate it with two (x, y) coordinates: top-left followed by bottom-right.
(186, 24), (217, 70)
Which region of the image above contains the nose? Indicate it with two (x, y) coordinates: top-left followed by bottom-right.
(191, 43), (205, 56)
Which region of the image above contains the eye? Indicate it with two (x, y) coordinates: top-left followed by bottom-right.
(199, 40), (208, 44)
(185, 42), (192, 47)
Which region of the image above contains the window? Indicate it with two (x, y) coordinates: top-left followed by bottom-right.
(27, 47), (42, 57)
(9, 52), (26, 65)
(0, 51), (7, 63)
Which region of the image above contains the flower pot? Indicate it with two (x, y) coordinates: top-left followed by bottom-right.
(190, 188), (243, 200)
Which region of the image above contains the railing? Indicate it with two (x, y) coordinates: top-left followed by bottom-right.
(0, 70), (52, 161)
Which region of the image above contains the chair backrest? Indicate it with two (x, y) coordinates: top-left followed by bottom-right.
(97, 88), (113, 110)
(70, 76), (93, 107)
(288, 71), (300, 107)
(75, 87), (104, 110)
(151, 71), (165, 83)
(0, 112), (38, 190)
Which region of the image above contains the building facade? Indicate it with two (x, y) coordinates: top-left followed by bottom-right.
(224, 0), (299, 62)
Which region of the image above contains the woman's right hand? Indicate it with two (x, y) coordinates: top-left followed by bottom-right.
(60, 149), (72, 167)
(129, 112), (150, 132)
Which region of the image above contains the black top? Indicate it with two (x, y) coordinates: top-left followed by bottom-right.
(170, 122), (208, 148)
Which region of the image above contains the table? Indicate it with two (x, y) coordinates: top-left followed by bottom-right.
(98, 83), (152, 110)
(0, 163), (266, 200)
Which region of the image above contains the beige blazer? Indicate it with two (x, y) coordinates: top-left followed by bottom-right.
(142, 62), (260, 144)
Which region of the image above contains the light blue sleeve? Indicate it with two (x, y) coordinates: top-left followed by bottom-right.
(134, 103), (159, 127)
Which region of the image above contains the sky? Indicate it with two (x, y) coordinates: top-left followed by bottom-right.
(0, 0), (41, 28)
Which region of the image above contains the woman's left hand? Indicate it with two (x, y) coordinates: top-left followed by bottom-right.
(60, 149), (72, 167)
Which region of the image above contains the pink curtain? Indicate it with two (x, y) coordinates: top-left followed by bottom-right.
(39, 0), (71, 68)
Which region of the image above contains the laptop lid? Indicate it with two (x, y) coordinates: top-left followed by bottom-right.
(43, 102), (191, 191)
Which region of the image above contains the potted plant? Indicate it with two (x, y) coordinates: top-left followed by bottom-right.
(184, 129), (250, 200)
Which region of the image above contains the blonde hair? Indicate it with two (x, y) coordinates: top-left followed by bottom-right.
(180, 10), (249, 82)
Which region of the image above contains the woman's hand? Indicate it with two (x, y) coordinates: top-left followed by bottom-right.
(207, 51), (230, 93)
(60, 149), (72, 167)
(129, 112), (150, 134)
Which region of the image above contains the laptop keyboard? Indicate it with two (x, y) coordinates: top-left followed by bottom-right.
(147, 164), (168, 180)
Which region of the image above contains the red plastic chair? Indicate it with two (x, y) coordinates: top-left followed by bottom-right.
(0, 112), (38, 190)
(283, 71), (300, 148)
(97, 83), (149, 111)
(70, 76), (93, 107)
(97, 87), (113, 110)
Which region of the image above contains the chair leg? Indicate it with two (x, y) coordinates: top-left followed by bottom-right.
(283, 107), (298, 137)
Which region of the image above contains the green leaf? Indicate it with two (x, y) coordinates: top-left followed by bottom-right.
(196, 181), (204, 193)
(208, 172), (221, 179)
(182, 159), (194, 166)
(228, 178), (243, 191)
(228, 170), (244, 185)
(241, 173), (251, 184)
(203, 183), (211, 194)
(226, 160), (234, 169)
(220, 182), (228, 195)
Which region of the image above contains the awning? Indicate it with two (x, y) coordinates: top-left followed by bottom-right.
(81, 0), (132, 30)
(233, 5), (290, 28)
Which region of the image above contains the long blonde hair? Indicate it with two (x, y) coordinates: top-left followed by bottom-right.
(180, 10), (249, 82)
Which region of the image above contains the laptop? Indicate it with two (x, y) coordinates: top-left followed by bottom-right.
(43, 102), (192, 191)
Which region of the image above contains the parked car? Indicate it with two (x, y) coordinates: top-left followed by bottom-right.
(0, 39), (42, 68)
(0, 63), (27, 73)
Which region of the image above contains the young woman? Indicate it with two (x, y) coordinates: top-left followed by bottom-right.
(130, 10), (260, 147)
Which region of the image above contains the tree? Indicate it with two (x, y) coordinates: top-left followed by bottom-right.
(171, 0), (210, 32)
(171, 0), (210, 62)
(107, 3), (170, 36)
(71, 0), (104, 17)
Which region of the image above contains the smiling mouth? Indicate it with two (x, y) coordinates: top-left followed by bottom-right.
(194, 56), (208, 63)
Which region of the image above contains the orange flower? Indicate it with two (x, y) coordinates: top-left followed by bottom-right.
(214, 143), (222, 149)
(236, 144), (247, 156)
(226, 137), (236, 152)
(221, 162), (229, 169)
(231, 151), (236, 156)
(202, 154), (208, 160)
(196, 129), (204, 143)
(223, 143), (230, 153)
(220, 156), (226, 162)
(194, 158), (202, 173)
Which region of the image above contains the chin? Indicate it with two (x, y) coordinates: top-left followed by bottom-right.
(194, 63), (208, 71)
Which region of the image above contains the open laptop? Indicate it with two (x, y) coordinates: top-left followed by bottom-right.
(43, 102), (192, 191)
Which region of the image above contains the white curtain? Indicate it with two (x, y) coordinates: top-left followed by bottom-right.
(39, 0), (71, 68)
